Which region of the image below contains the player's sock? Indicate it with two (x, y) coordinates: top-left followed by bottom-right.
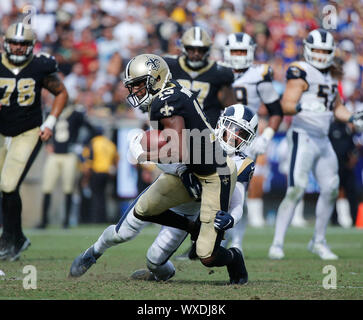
(246, 198), (265, 227)
(63, 193), (72, 228)
(313, 192), (336, 243)
(93, 225), (120, 255)
(271, 196), (298, 247)
(2, 191), (23, 240)
(40, 193), (51, 228)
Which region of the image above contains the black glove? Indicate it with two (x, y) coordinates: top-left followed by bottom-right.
(214, 210), (234, 231)
(179, 169), (202, 201)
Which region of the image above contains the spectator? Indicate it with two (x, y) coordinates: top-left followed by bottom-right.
(80, 127), (119, 223)
(74, 27), (98, 76)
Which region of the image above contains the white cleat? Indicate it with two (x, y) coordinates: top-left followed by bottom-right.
(308, 240), (338, 260)
(268, 245), (285, 260)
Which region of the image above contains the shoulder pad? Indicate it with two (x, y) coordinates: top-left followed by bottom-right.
(35, 52), (58, 74)
(286, 62), (307, 81)
(216, 61), (231, 68)
(261, 64), (273, 82)
(237, 158), (255, 184)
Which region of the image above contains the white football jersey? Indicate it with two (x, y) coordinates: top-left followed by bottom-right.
(232, 64), (279, 114)
(287, 61), (338, 136)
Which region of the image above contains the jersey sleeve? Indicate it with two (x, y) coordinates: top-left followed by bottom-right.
(37, 53), (59, 75)
(286, 63), (307, 82)
(237, 158), (255, 184)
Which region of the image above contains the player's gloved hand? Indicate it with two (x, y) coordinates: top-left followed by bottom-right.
(178, 167), (202, 201)
(129, 131), (144, 162)
(214, 210), (234, 231)
(349, 111), (363, 132)
(296, 101), (326, 113)
(249, 127), (274, 156)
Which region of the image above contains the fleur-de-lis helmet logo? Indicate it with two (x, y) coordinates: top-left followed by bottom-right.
(146, 57), (160, 70)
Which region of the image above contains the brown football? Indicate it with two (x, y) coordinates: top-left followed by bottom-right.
(140, 129), (167, 151)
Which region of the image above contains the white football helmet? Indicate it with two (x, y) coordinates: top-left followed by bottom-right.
(181, 26), (212, 69)
(3, 22), (36, 65)
(303, 29), (336, 69)
(224, 32), (256, 70)
(216, 104), (258, 155)
(123, 54), (171, 110)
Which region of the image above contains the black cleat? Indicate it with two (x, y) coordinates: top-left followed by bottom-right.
(0, 235), (13, 260)
(69, 246), (101, 277)
(227, 247), (248, 285)
(9, 236), (31, 262)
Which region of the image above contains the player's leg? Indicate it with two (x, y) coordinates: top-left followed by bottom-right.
(0, 128), (42, 261)
(222, 182), (247, 253)
(132, 224), (191, 281)
(269, 130), (313, 259)
(246, 154), (267, 227)
(69, 189), (151, 277)
(195, 158), (247, 284)
(38, 154), (60, 229)
(308, 141), (339, 260)
(62, 153), (78, 228)
(133, 173), (199, 236)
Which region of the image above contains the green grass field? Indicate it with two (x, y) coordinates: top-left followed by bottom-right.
(0, 223), (362, 300)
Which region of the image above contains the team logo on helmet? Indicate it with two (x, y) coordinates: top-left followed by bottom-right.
(146, 57), (160, 70)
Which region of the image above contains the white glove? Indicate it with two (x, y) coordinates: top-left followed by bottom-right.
(297, 101), (326, 113)
(129, 131), (144, 162)
(249, 127), (274, 157)
(350, 111), (363, 132)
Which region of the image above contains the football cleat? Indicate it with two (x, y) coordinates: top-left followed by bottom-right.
(9, 236), (31, 262)
(268, 245), (285, 260)
(227, 247), (248, 285)
(308, 240), (338, 260)
(69, 246), (101, 277)
(131, 269), (156, 281)
(0, 235), (13, 260)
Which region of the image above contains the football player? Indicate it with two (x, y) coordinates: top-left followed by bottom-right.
(69, 103), (257, 283)
(222, 32), (283, 248)
(38, 104), (94, 229)
(163, 26), (236, 128)
(268, 29), (363, 260)
(0, 23), (68, 261)
(70, 53), (248, 285)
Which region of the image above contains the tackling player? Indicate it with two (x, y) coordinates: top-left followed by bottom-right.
(268, 29), (363, 260)
(0, 22), (68, 261)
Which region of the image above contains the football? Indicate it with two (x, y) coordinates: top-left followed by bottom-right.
(140, 129), (167, 151)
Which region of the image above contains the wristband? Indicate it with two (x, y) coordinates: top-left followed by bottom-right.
(261, 127), (275, 140)
(41, 115), (57, 131)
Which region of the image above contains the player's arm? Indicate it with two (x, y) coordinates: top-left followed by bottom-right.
(281, 79), (307, 115)
(138, 115), (188, 163)
(41, 73), (68, 141)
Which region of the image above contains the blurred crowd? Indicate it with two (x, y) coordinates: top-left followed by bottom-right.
(1, 0), (363, 223)
(1, 0), (363, 121)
